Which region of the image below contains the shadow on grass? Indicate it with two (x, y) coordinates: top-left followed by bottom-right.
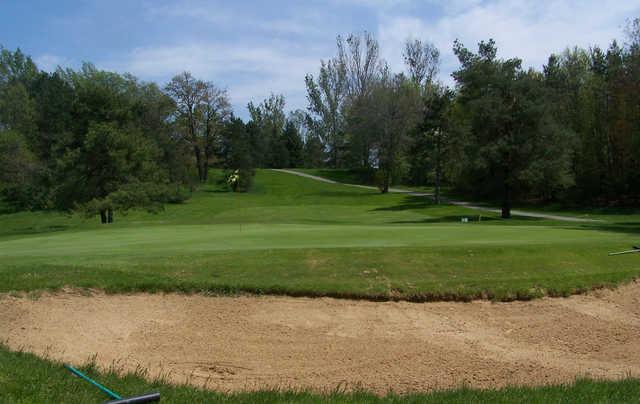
(390, 216), (503, 224)
(569, 222), (640, 236)
(3, 225), (71, 238)
(373, 195), (542, 221)
(203, 189), (231, 194)
(305, 169), (375, 185)
(310, 191), (378, 198)
(371, 195), (438, 212)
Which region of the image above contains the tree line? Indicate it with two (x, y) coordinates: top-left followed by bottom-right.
(301, 19), (640, 217)
(0, 18), (638, 220)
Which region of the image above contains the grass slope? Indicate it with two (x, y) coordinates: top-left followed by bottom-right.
(0, 169), (638, 301)
(2, 346), (639, 404)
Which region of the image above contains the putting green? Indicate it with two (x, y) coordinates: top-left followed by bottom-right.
(0, 223), (627, 259)
(0, 169), (638, 299)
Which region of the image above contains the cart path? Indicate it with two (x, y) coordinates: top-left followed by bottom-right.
(2, 281), (639, 394)
(273, 169), (597, 223)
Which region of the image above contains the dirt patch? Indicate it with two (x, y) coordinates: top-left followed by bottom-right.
(1, 282), (639, 394)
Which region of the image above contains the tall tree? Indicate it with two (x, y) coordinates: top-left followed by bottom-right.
(248, 93), (288, 168)
(414, 84), (454, 204)
(305, 57), (347, 167)
(452, 40), (572, 217)
(165, 72), (208, 182)
(200, 83), (231, 181)
(56, 122), (165, 223)
(0, 130), (42, 209)
(338, 32), (382, 169)
(371, 69), (422, 193)
(403, 39), (440, 86)
(283, 120), (304, 167)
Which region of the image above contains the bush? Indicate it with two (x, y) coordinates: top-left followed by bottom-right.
(226, 169), (255, 192)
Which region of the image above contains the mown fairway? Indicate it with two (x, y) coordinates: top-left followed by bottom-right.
(0, 169), (638, 300)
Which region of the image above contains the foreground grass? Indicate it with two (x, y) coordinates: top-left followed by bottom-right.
(2, 346), (639, 404)
(0, 169), (639, 301)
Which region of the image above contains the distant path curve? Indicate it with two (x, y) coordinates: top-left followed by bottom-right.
(272, 169), (597, 222)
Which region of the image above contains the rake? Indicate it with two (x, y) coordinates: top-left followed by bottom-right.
(64, 364), (160, 403)
(608, 246), (640, 256)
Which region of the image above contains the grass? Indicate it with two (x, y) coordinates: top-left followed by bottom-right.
(293, 168), (436, 193)
(292, 168), (640, 219)
(0, 169), (639, 301)
(3, 169), (640, 402)
(2, 345), (639, 403)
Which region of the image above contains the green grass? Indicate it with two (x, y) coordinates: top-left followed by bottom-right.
(2, 346), (639, 403)
(0, 169), (639, 301)
(3, 169), (640, 402)
(293, 168), (437, 193)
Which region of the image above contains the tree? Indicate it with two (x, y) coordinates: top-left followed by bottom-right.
(200, 83), (231, 181)
(338, 32), (382, 169)
(0, 46), (192, 218)
(30, 71), (74, 161)
(452, 39), (572, 217)
(403, 39), (445, 198)
(370, 69), (422, 193)
(0, 130), (43, 209)
(283, 120), (304, 167)
(248, 94), (288, 168)
(164, 72), (208, 182)
(305, 57), (347, 167)
(403, 39), (440, 86)
(220, 117), (254, 192)
(55, 122), (166, 223)
(415, 84), (454, 204)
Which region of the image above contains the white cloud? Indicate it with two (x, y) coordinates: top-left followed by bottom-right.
(377, 0), (640, 84)
(101, 0), (640, 118)
(110, 42), (322, 113)
(35, 54), (71, 72)
(145, 1), (327, 36)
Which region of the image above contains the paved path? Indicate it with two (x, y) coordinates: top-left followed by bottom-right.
(273, 169), (597, 222)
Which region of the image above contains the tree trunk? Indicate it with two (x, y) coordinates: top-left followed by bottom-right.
(193, 145), (204, 182)
(502, 179), (511, 219)
(435, 165), (441, 205)
(100, 210), (107, 224)
(203, 159), (209, 182)
(382, 169), (390, 194)
(435, 134), (442, 205)
(107, 209), (113, 223)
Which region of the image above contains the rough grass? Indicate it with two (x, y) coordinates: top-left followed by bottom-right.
(1, 346), (639, 403)
(0, 169), (638, 301)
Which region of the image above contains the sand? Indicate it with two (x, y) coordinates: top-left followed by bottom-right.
(1, 282), (639, 394)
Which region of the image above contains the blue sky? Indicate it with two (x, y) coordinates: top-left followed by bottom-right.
(2, 0), (639, 119)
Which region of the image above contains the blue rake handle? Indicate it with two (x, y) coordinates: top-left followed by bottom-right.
(64, 364), (122, 400)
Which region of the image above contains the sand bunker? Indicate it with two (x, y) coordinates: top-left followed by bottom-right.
(1, 282), (639, 394)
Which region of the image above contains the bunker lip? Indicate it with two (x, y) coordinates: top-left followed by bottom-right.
(1, 281), (639, 395)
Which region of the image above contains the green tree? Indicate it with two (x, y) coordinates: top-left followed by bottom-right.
(247, 94), (288, 168)
(452, 39), (572, 217)
(370, 69), (421, 193)
(283, 120), (304, 167)
(164, 72), (208, 182)
(55, 122), (165, 223)
(339, 32), (382, 169)
(305, 56), (347, 167)
(0, 130), (43, 209)
(221, 118), (254, 192)
(412, 84), (454, 204)
(200, 83), (231, 181)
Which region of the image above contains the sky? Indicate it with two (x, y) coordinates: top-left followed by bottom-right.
(1, 0), (639, 119)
